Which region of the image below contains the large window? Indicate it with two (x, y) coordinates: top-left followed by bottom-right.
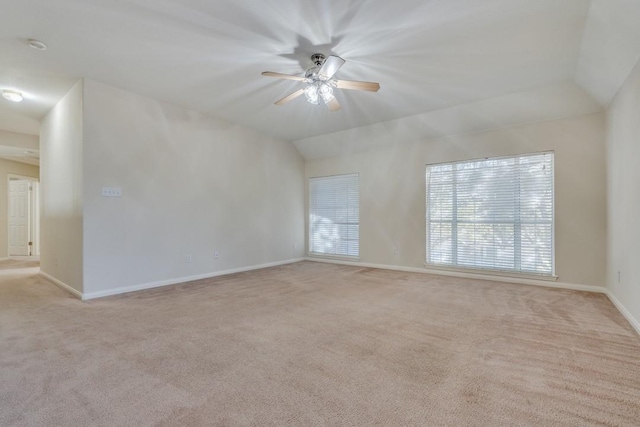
(426, 152), (554, 276)
(309, 173), (359, 258)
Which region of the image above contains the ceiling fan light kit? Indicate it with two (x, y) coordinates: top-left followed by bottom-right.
(304, 81), (334, 105)
(262, 53), (380, 112)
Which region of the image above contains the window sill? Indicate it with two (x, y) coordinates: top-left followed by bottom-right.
(424, 264), (558, 282)
(307, 253), (360, 262)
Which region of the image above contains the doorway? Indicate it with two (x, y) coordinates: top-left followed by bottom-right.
(8, 175), (39, 257)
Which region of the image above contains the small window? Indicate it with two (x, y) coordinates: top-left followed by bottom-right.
(426, 152), (554, 276)
(309, 173), (359, 258)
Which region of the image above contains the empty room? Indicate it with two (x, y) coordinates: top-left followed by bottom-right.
(1, 0), (639, 425)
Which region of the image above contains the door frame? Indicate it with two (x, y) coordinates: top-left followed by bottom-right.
(7, 174), (40, 257)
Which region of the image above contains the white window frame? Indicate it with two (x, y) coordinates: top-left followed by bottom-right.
(308, 173), (360, 260)
(425, 152), (555, 278)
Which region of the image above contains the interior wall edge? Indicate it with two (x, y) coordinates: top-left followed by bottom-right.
(304, 257), (606, 294)
(306, 257), (640, 336)
(605, 289), (640, 336)
(39, 271), (82, 300)
(81, 257), (305, 300)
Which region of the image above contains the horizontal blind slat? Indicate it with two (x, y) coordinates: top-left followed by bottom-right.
(426, 152), (554, 275)
(310, 173), (359, 257)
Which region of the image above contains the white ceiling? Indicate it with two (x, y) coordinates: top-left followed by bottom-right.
(0, 130), (39, 165)
(0, 145), (40, 166)
(0, 0), (638, 144)
(576, 0), (640, 106)
(295, 81), (602, 159)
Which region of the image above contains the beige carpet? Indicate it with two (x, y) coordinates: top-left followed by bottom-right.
(1, 261), (639, 426)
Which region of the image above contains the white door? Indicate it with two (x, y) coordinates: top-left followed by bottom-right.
(31, 182), (40, 256)
(9, 180), (30, 256)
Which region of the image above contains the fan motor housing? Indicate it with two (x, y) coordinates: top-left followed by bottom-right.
(310, 53), (326, 67)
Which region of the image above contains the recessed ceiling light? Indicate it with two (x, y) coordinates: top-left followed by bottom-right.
(27, 39), (47, 50)
(2, 90), (23, 103)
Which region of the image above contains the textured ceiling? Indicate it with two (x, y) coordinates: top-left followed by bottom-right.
(0, 0), (600, 142)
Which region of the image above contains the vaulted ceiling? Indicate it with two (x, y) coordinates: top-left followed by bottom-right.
(1, 0), (639, 152)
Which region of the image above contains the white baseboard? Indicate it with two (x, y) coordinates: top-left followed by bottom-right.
(39, 271), (83, 300)
(82, 258), (304, 300)
(304, 257), (606, 293)
(305, 257), (640, 336)
(39, 255), (640, 337)
(604, 290), (640, 336)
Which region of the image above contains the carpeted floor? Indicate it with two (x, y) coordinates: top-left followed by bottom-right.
(1, 261), (639, 426)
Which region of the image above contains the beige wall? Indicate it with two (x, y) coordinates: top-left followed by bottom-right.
(81, 80), (305, 296)
(0, 159), (39, 258)
(606, 58), (640, 326)
(305, 113), (607, 287)
(39, 80), (84, 294)
(0, 129), (39, 150)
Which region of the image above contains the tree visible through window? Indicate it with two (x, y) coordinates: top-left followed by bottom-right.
(309, 174), (359, 258)
(426, 152), (554, 275)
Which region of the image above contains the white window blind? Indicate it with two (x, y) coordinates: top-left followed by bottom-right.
(309, 173), (359, 258)
(426, 152), (554, 276)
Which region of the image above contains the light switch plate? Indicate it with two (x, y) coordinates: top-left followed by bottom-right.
(102, 187), (122, 197)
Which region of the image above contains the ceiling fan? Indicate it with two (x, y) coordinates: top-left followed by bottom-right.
(262, 53), (380, 112)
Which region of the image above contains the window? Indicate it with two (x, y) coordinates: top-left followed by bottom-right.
(426, 152), (554, 276)
(309, 173), (359, 258)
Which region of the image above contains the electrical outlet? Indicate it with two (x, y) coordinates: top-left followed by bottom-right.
(214, 251), (220, 259)
(392, 246), (399, 256)
(102, 187), (122, 197)
(186, 254), (193, 263)
(618, 271), (621, 283)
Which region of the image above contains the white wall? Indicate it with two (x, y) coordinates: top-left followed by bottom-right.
(606, 57), (640, 328)
(82, 80), (304, 296)
(0, 159), (39, 258)
(39, 80), (84, 294)
(305, 113), (607, 288)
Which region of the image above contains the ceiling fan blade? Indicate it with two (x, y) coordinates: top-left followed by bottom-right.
(318, 55), (346, 80)
(274, 89), (305, 105)
(326, 97), (342, 112)
(262, 71), (307, 82)
(335, 79), (380, 92)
